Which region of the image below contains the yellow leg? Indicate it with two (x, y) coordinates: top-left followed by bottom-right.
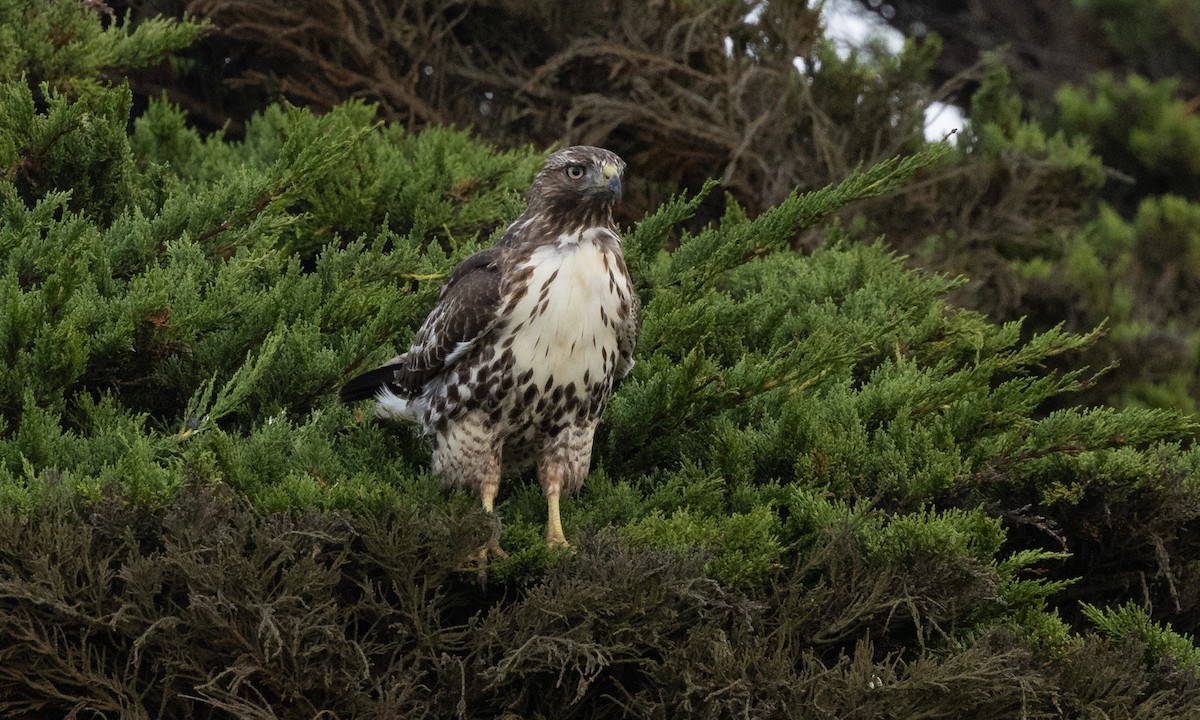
(546, 489), (569, 548)
(482, 483), (497, 514)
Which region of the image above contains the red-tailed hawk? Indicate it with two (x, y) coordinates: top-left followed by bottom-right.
(340, 146), (639, 566)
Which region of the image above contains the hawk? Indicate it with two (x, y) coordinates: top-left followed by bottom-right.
(340, 146), (639, 564)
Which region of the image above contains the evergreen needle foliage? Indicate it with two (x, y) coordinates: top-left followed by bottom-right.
(2, 4), (1200, 717)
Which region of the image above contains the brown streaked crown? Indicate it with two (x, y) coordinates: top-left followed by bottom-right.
(521, 146), (626, 234)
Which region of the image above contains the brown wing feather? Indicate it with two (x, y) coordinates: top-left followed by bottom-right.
(395, 246), (505, 391)
(615, 291), (641, 381)
(340, 246), (505, 400)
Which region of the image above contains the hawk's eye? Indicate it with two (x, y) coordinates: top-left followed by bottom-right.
(565, 165), (585, 180)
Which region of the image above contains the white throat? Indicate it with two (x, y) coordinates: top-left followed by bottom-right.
(555, 226), (611, 250)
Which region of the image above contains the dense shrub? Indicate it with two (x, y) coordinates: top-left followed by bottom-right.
(100, 0), (1200, 413)
(3, 2), (1200, 717)
(6, 485), (1200, 718)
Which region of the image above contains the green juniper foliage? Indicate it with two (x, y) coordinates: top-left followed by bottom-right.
(1083, 601), (1200, 675)
(3, 3), (1200, 718)
(0, 0), (206, 94)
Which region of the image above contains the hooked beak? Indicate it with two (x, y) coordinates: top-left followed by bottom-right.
(594, 162), (622, 202)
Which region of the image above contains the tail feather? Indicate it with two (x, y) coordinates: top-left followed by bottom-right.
(339, 365), (400, 404)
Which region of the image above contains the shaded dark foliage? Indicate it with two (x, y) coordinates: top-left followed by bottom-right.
(855, 0), (1200, 113)
(1047, 461), (1200, 630)
(2, 481), (1200, 719)
(111, 0), (937, 227)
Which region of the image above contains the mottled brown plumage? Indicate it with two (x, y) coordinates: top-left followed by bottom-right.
(340, 146), (639, 560)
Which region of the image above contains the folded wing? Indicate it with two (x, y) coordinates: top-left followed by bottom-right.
(339, 246), (505, 403)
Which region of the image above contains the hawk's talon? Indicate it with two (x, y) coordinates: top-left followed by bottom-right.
(470, 536), (508, 589)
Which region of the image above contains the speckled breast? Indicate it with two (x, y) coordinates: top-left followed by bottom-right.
(423, 230), (634, 447)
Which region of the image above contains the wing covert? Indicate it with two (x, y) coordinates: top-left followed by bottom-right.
(392, 246), (506, 393)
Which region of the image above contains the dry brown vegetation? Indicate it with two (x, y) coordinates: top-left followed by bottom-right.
(5, 480), (1200, 718)
(121, 0), (943, 221)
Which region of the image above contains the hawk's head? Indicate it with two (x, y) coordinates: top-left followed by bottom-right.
(525, 146), (626, 231)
